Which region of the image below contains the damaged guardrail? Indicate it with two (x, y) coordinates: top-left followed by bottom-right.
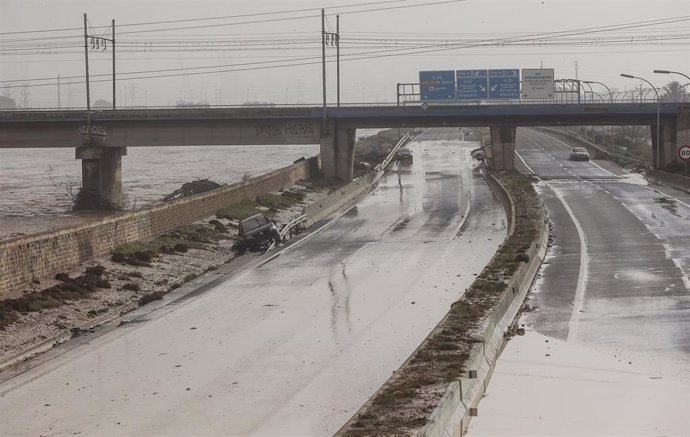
(377, 132), (413, 174)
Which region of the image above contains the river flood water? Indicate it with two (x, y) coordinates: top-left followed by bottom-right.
(0, 144), (319, 241)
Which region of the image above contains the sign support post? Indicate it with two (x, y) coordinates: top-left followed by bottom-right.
(321, 9), (327, 133)
(679, 144), (690, 176)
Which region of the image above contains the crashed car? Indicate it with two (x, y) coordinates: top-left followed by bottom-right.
(237, 213), (281, 252)
(396, 147), (413, 163)
(569, 147), (590, 161)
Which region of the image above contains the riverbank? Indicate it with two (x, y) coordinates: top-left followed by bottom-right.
(0, 183), (328, 365)
(0, 144), (320, 242)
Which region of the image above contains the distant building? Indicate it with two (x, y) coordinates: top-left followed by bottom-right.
(0, 96), (17, 109)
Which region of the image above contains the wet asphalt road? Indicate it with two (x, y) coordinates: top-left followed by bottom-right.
(517, 128), (690, 378)
(0, 129), (506, 436)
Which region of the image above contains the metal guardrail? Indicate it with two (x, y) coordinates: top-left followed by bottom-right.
(378, 131), (413, 172)
(266, 214), (309, 251)
(1, 98), (686, 120)
(279, 214), (308, 240)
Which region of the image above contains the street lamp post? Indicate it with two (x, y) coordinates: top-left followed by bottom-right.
(621, 73), (660, 169)
(653, 69), (690, 82)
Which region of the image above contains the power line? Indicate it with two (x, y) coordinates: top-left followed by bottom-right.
(4, 47), (685, 65)
(3, 14), (689, 89)
(116, 0), (410, 27)
(0, 0), (412, 36)
(4, 14), (689, 85)
(4, 12), (686, 53)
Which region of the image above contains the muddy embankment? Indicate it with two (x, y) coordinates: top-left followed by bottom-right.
(0, 157), (326, 366)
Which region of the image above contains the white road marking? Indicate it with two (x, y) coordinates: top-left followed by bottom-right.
(551, 184), (589, 343)
(515, 151), (536, 175)
(452, 192), (472, 240)
(588, 159), (620, 177)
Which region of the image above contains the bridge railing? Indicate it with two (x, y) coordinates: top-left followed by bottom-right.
(2, 93), (686, 118)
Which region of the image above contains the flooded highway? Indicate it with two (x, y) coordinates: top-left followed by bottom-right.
(0, 128), (506, 436)
(469, 128), (690, 436)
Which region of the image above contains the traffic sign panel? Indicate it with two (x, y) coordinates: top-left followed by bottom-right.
(679, 145), (690, 161)
(522, 68), (554, 99)
(419, 70), (456, 101)
(457, 70), (488, 100)
(488, 69), (520, 99)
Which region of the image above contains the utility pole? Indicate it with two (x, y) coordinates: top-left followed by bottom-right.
(112, 19), (116, 109)
(83, 13), (91, 130)
(83, 14), (116, 112)
(336, 14), (341, 107)
(57, 75), (61, 109)
(321, 9), (327, 130)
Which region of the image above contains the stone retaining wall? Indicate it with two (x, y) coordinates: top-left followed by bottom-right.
(0, 158), (316, 300)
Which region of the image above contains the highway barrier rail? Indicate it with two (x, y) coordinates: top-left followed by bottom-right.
(376, 131), (413, 175)
(302, 177), (374, 226)
(419, 172), (548, 437)
(337, 169), (548, 436)
(646, 169), (690, 193)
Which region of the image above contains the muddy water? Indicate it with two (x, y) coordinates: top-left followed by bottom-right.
(0, 144), (319, 241)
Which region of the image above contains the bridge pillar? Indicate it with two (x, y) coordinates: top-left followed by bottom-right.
(651, 123), (678, 170)
(320, 124), (356, 182)
(489, 126), (516, 171)
(676, 108), (690, 168)
(75, 146), (127, 209)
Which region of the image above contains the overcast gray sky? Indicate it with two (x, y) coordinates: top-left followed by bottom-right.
(1, 0), (688, 107)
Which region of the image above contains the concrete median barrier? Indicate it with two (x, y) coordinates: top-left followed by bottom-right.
(646, 169), (690, 193)
(420, 173), (548, 437)
(337, 169), (547, 437)
(302, 176), (373, 225)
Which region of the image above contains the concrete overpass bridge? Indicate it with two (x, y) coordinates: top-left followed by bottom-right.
(1, 103), (688, 208)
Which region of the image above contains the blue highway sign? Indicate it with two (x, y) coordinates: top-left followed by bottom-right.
(419, 70), (456, 100)
(457, 70), (488, 100)
(488, 69), (520, 99)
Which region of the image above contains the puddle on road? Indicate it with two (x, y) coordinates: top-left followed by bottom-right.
(655, 197), (679, 216)
(613, 269), (661, 283)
